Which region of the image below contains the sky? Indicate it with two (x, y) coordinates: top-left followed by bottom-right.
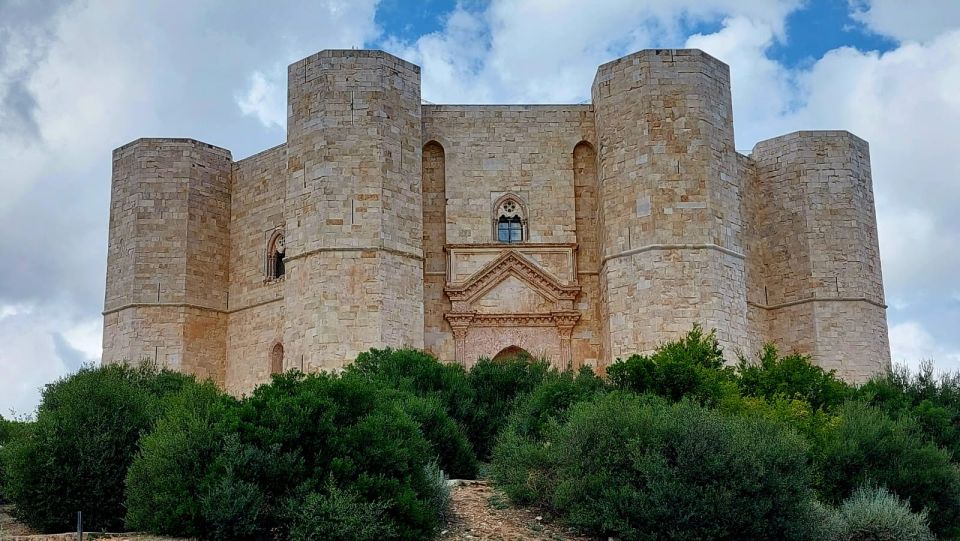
(1, 0), (959, 415)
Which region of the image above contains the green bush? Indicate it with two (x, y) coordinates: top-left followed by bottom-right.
(607, 326), (735, 405)
(393, 394), (478, 479)
(859, 362), (960, 457)
(0, 416), (31, 504)
(815, 401), (960, 537)
(285, 483), (396, 541)
(348, 348), (475, 425)
(490, 368), (605, 504)
(737, 345), (852, 411)
(466, 356), (553, 459)
(1, 363), (192, 532)
(494, 392), (816, 540)
(125, 381), (238, 537)
(224, 372), (446, 540)
(824, 485), (936, 541)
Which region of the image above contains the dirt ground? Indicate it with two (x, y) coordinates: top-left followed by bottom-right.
(440, 480), (591, 541)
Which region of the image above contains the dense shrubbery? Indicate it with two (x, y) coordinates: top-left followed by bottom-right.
(494, 392), (819, 540)
(0, 415), (31, 504)
(1, 364), (192, 532)
(4, 328), (960, 539)
(607, 325), (735, 404)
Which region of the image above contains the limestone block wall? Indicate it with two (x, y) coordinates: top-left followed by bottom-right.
(422, 105), (595, 245)
(102, 138), (232, 384)
(749, 131), (890, 380)
(224, 143), (287, 395)
(593, 49), (748, 360)
(283, 50), (424, 370)
(422, 141), (453, 360)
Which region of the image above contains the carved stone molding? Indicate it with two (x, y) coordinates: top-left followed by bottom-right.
(445, 249), (580, 304)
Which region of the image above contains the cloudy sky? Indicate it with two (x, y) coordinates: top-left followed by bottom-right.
(1, 0), (959, 415)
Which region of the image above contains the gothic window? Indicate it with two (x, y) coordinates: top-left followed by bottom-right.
(270, 343), (284, 375)
(494, 196), (526, 243)
(267, 231), (285, 280)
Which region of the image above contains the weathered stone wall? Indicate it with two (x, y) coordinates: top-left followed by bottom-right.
(592, 49), (749, 361)
(224, 144), (287, 395)
(102, 139), (232, 384)
(749, 131), (890, 380)
(422, 141), (453, 360)
(422, 105), (595, 245)
(282, 50), (424, 371)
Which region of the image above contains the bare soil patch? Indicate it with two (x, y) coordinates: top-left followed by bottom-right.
(441, 480), (591, 541)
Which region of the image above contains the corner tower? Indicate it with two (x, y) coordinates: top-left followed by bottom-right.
(102, 138), (232, 383)
(592, 49), (749, 360)
(750, 131), (890, 381)
(282, 50), (424, 370)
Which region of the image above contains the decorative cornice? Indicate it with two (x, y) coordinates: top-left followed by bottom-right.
(446, 242), (577, 250)
(445, 249), (580, 303)
(445, 311), (581, 328)
(748, 296), (887, 311)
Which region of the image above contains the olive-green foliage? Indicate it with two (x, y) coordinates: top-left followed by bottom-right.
(125, 381), (239, 537)
(1, 363), (192, 532)
(346, 349), (478, 477)
(607, 325), (734, 405)
(223, 372), (444, 540)
(348, 348), (475, 425)
(467, 355), (553, 459)
(284, 483), (396, 541)
(0, 415), (32, 504)
(490, 368), (606, 504)
(859, 361), (960, 457)
(815, 401), (960, 538)
(821, 485), (936, 541)
(494, 392), (816, 540)
(737, 345), (852, 411)
(393, 394), (478, 479)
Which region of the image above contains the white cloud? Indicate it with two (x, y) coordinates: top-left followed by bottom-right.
(850, 0), (960, 42)
(237, 70), (286, 128)
(890, 320), (960, 371)
(0, 0), (380, 415)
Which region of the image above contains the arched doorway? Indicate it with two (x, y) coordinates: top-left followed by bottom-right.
(270, 343), (284, 374)
(492, 345), (531, 362)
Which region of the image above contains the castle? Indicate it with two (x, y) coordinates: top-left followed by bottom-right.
(102, 48), (891, 395)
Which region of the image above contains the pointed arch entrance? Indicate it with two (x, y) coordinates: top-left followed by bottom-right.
(492, 345), (531, 362)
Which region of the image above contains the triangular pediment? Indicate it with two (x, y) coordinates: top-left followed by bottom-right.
(445, 250), (579, 304)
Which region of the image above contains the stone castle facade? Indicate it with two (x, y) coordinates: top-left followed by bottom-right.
(102, 48), (891, 395)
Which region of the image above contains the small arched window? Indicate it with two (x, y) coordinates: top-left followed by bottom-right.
(267, 231), (285, 280)
(270, 343), (284, 375)
(494, 196), (526, 243)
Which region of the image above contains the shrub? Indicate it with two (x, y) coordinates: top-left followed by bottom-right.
(859, 362), (960, 457)
(285, 483), (396, 541)
(493, 392), (816, 540)
(737, 345), (852, 411)
(827, 485), (936, 541)
(490, 368), (605, 504)
(2, 363), (192, 532)
(348, 348), (475, 425)
(0, 416), (31, 504)
(815, 401), (960, 537)
(394, 394), (478, 479)
(125, 381), (238, 537)
(607, 326), (735, 405)
(225, 372), (446, 540)
(466, 356), (553, 459)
